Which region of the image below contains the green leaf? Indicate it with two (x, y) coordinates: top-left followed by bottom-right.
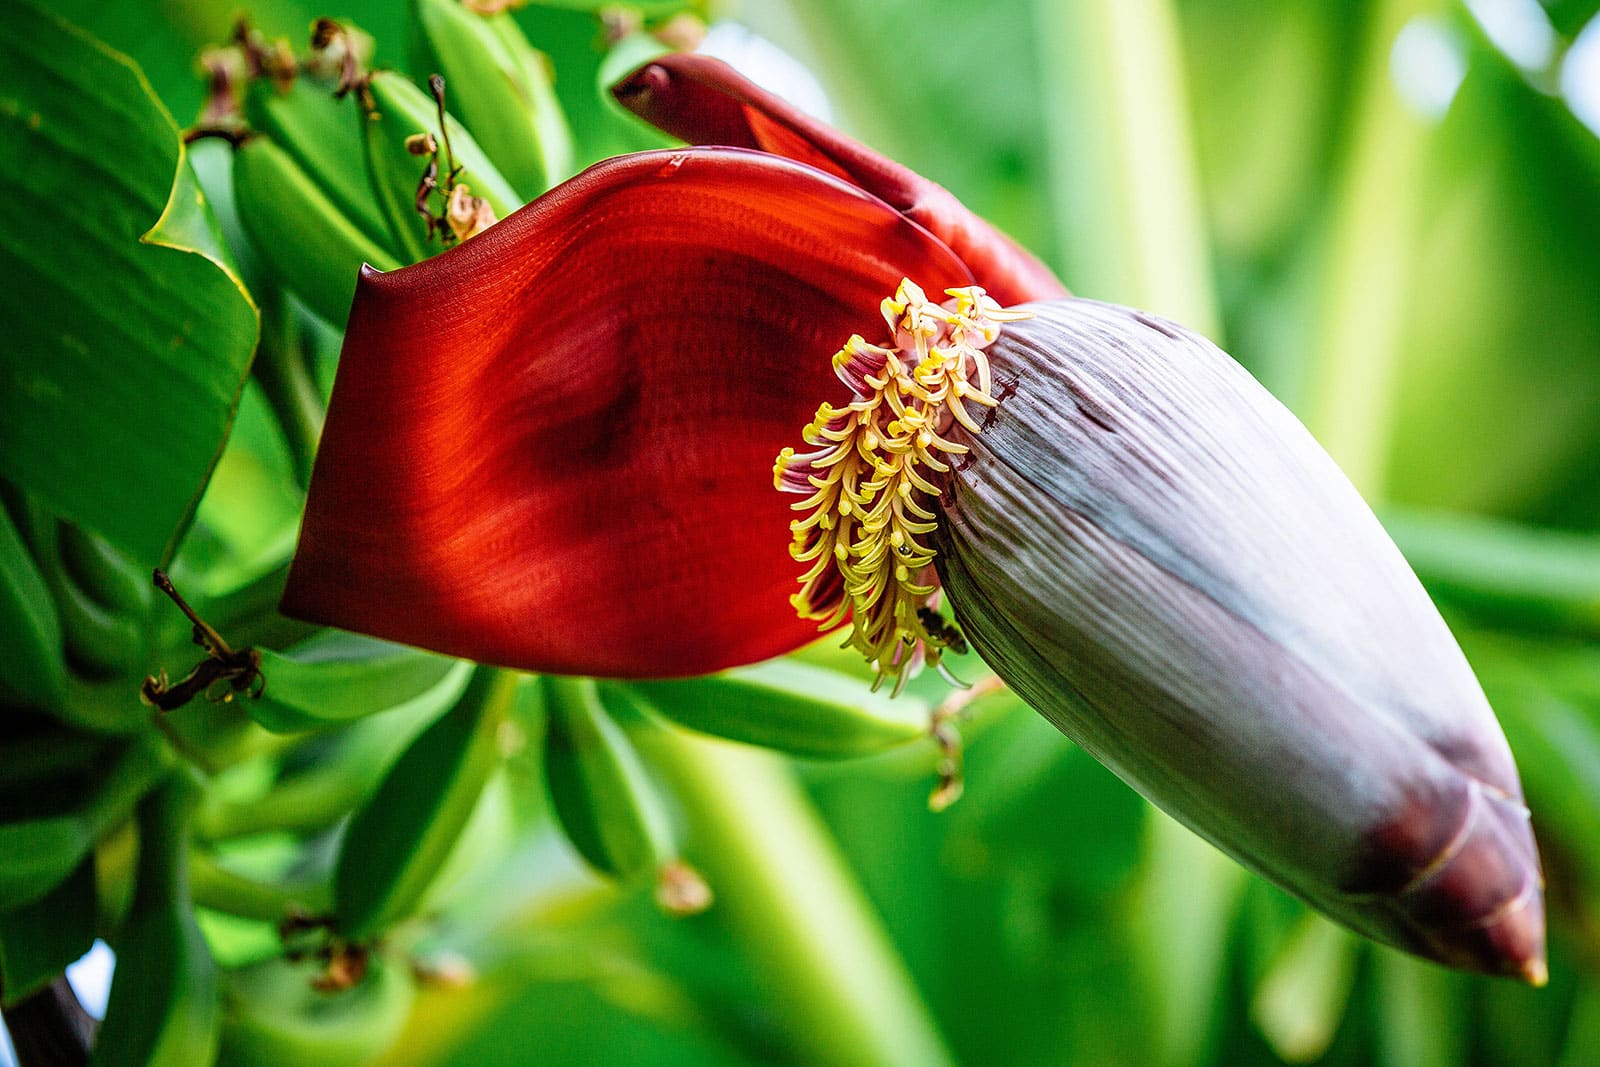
(0, 3), (259, 564)
(249, 631), (465, 733)
(0, 854), (97, 1007)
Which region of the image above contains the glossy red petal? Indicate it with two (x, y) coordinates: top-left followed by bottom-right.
(612, 53), (1068, 306)
(282, 148), (972, 677)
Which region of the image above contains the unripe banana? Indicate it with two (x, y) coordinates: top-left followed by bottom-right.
(197, 682), (468, 841)
(248, 630), (468, 733)
(0, 495), (66, 709)
(90, 773), (222, 1067)
(411, 0), (575, 198)
(58, 524), (153, 618)
(610, 660), (931, 760)
(544, 677), (712, 915)
(244, 78), (398, 256)
(15, 503), (144, 682)
(217, 953), (416, 1067)
(361, 70), (523, 263)
(334, 668), (517, 939)
(233, 135), (402, 327)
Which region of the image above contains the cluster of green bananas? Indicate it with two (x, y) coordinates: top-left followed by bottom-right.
(229, 0), (574, 326)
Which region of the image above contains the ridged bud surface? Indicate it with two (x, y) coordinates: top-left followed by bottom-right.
(934, 299), (1545, 979)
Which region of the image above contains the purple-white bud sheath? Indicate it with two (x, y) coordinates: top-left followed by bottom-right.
(933, 299), (1546, 982)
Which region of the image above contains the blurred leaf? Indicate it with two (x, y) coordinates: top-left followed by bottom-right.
(0, 855), (96, 1007)
(1033, 0), (1220, 333)
(1251, 912), (1359, 1063)
(0, 3), (258, 564)
(1128, 815), (1247, 1067)
(1559, 977), (1600, 1067)
(1371, 950), (1467, 1067)
(1385, 37), (1600, 520)
(1385, 508), (1600, 638)
(432, 974), (746, 1067)
(1463, 633), (1600, 896)
(738, 0), (1055, 262)
(1177, 0), (1366, 264)
(1546, 0), (1600, 38)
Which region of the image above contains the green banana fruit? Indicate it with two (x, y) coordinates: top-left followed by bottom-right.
(57, 523), (153, 618)
(334, 668), (517, 940)
(0, 495), (66, 709)
(610, 660), (931, 760)
(248, 629), (467, 733)
(544, 677), (710, 913)
(198, 675), (473, 841)
(90, 774), (222, 1067)
(0, 735), (170, 911)
(16, 503), (145, 682)
(361, 69), (523, 263)
(217, 953), (417, 1067)
(244, 78), (398, 255)
(411, 0), (575, 199)
(233, 135), (402, 327)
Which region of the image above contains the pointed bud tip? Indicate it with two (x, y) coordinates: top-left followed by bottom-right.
(1522, 955), (1549, 988)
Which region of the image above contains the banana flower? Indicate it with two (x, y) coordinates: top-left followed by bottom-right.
(282, 54), (1544, 981)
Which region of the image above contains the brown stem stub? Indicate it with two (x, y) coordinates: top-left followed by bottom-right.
(279, 912), (370, 992)
(927, 675), (1007, 812)
(140, 569), (264, 711)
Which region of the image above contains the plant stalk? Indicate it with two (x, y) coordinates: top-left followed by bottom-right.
(638, 728), (955, 1067)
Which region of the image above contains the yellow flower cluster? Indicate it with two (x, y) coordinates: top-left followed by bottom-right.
(774, 279), (1027, 693)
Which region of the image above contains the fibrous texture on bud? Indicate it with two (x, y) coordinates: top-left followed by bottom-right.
(933, 299), (1546, 981)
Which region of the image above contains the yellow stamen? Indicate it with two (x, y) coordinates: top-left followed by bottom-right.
(775, 279), (1029, 692)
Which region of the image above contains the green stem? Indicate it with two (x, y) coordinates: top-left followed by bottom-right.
(196, 756), (373, 841)
(251, 289), (325, 489)
(1034, 0), (1220, 336)
(639, 729), (955, 1067)
(1302, 0), (1438, 496)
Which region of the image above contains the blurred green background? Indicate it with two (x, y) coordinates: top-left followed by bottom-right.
(3, 0), (1600, 1064)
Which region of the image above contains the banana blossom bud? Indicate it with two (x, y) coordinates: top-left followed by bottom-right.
(932, 299), (1545, 982)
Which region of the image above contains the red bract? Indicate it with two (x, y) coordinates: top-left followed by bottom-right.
(282, 61), (1063, 676)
